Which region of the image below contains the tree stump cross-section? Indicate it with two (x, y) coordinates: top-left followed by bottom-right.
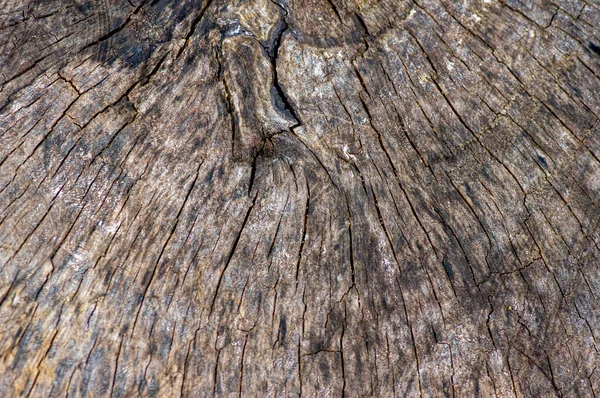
(1, 0), (600, 396)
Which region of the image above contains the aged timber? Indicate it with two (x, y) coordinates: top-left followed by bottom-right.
(1, 0), (600, 396)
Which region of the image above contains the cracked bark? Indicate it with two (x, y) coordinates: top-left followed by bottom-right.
(1, 0), (600, 397)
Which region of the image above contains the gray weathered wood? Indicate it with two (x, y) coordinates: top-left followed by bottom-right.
(1, 0), (600, 396)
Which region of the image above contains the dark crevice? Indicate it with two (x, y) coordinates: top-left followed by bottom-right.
(175, 0), (214, 59)
(295, 179), (310, 282)
(354, 12), (371, 53)
(267, 195), (288, 257)
(589, 42), (600, 57)
(344, 193), (357, 286)
(355, 12), (369, 36)
(216, 51), (237, 156)
(267, 0), (302, 129)
(209, 192), (258, 318)
(140, 51), (169, 86)
(248, 154), (259, 195)
(325, 0), (343, 23)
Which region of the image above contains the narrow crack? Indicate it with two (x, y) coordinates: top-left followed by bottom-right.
(267, 0), (302, 129)
(215, 50), (238, 156)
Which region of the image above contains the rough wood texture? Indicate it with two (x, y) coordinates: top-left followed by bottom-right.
(1, 0), (600, 396)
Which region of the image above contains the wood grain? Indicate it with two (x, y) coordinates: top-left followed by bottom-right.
(1, 0), (600, 396)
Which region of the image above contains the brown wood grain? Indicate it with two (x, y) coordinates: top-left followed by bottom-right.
(1, 0), (600, 396)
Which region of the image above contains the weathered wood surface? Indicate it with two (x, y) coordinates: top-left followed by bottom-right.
(1, 0), (600, 396)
